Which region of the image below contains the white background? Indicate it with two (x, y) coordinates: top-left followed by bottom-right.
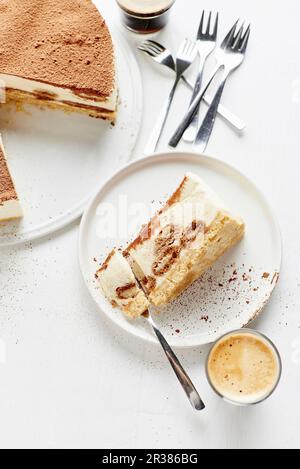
(0, 0), (299, 449)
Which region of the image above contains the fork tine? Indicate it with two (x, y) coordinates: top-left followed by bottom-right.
(239, 24), (251, 53)
(187, 39), (194, 53)
(138, 44), (160, 57)
(138, 42), (153, 50)
(184, 40), (190, 55)
(184, 40), (191, 57)
(137, 44), (148, 52)
(188, 44), (196, 59)
(138, 44), (154, 53)
(197, 10), (205, 37)
(179, 38), (195, 61)
(221, 19), (239, 48)
(139, 43), (161, 55)
(141, 41), (162, 54)
(187, 40), (196, 58)
(138, 47), (156, 58)
(212, 12), (219, 39)
(232, 23), (244, 50)
(177, 39), (185, 56)
(205, 11), (212, 35)
(180, 38), (190, 55)
(144, 40), (165, 52)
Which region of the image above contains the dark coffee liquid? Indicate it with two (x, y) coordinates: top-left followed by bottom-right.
(121, 9), (171, 33)
(117, 1), (175, 34)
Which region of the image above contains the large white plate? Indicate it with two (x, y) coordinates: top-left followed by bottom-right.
(79, 152), (282, 348)
(0, 28), (142, 246)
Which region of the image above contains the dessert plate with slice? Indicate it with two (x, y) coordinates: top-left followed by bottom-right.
(0, 0), (142, 246)
(79, 152), (282, 348)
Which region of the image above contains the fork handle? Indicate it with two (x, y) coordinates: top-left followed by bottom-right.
(181, 75), (245, 132)
(144, 77), (180, 155)
(203, 92), (245, 132)
(189, 56), (205, 104)
(145, 314), (205, 411)
(182, 55), (206, 142)
(169, 64), (221, 148)
(194, 69), (229, 152)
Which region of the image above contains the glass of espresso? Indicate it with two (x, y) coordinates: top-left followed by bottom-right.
(116, 0), (176, 34)
(206, 329), (282, 406)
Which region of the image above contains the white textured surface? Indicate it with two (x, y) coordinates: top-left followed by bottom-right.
(0, 0), (299, 449)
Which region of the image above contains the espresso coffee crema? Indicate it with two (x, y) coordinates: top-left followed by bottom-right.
(117, 0), (174, 15)
(207, 331), (281, 404)
(116, 0), (175, 33)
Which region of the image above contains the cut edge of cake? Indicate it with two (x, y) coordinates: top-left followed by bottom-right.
(0, 0), (117, 121)
(0, 135), (23, 222)
(96, 249), (149, 319)
(124, 172), (245, 307)
(4, 87), (118, 121)
(146, 211), (244, 307)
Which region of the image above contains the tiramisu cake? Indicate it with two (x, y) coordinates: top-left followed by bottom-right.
(0, 135), (22, 221)
(0, 0), (117, 120)
(96, 249), (149, 319)
(97, 173), (245, 316)
(125, 173), (245, 307)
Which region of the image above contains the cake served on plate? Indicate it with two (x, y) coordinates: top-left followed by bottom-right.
(125, 173), (245, 307)
(0, 0), (117, 120)
(0, 135), (22, 221)
(96, 249), (149, 318)
(97, 173), (245, 315)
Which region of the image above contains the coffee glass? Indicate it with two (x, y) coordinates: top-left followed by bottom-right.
(206, 329), (282, 406)
(116, 0), (176, 34)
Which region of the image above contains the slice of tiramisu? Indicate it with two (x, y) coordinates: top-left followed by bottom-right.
(125, 173), (245, 307)
(96, 249), (149, 319)
(0, 135), (22, 221)
(0, 0), (117, 120)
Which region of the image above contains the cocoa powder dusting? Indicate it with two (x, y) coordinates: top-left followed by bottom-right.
(0, 143), (17, 204)
(116, 283), (138, 300)
(141, 276), (156, 292)
(0, 0), (115, 97)
(152, 221), (204, 276)
(97, 250), (115, 273)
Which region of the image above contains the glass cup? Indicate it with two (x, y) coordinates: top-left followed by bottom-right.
(206, 329), (282, 406)
(116, 0), (176, 34)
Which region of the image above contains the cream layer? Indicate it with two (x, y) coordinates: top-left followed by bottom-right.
(0, 199), (23, 221)
(0, 73), (117, 111)
(97, 250), (149, 318)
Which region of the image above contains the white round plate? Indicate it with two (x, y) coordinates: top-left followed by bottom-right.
(79, 152), (282, 348)
(0, 28), (142, 246)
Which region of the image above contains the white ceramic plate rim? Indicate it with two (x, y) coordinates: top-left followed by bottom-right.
(78, 151), (282, 348)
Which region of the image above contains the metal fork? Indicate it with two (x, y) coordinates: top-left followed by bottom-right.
(183, 11), (218, 143)
(138, 40), (245, 132)
(169, 20), (244, 148)
(143, 310), (205, 411)
(144, 38), (196, 155)
(194, 23), (251, 152)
